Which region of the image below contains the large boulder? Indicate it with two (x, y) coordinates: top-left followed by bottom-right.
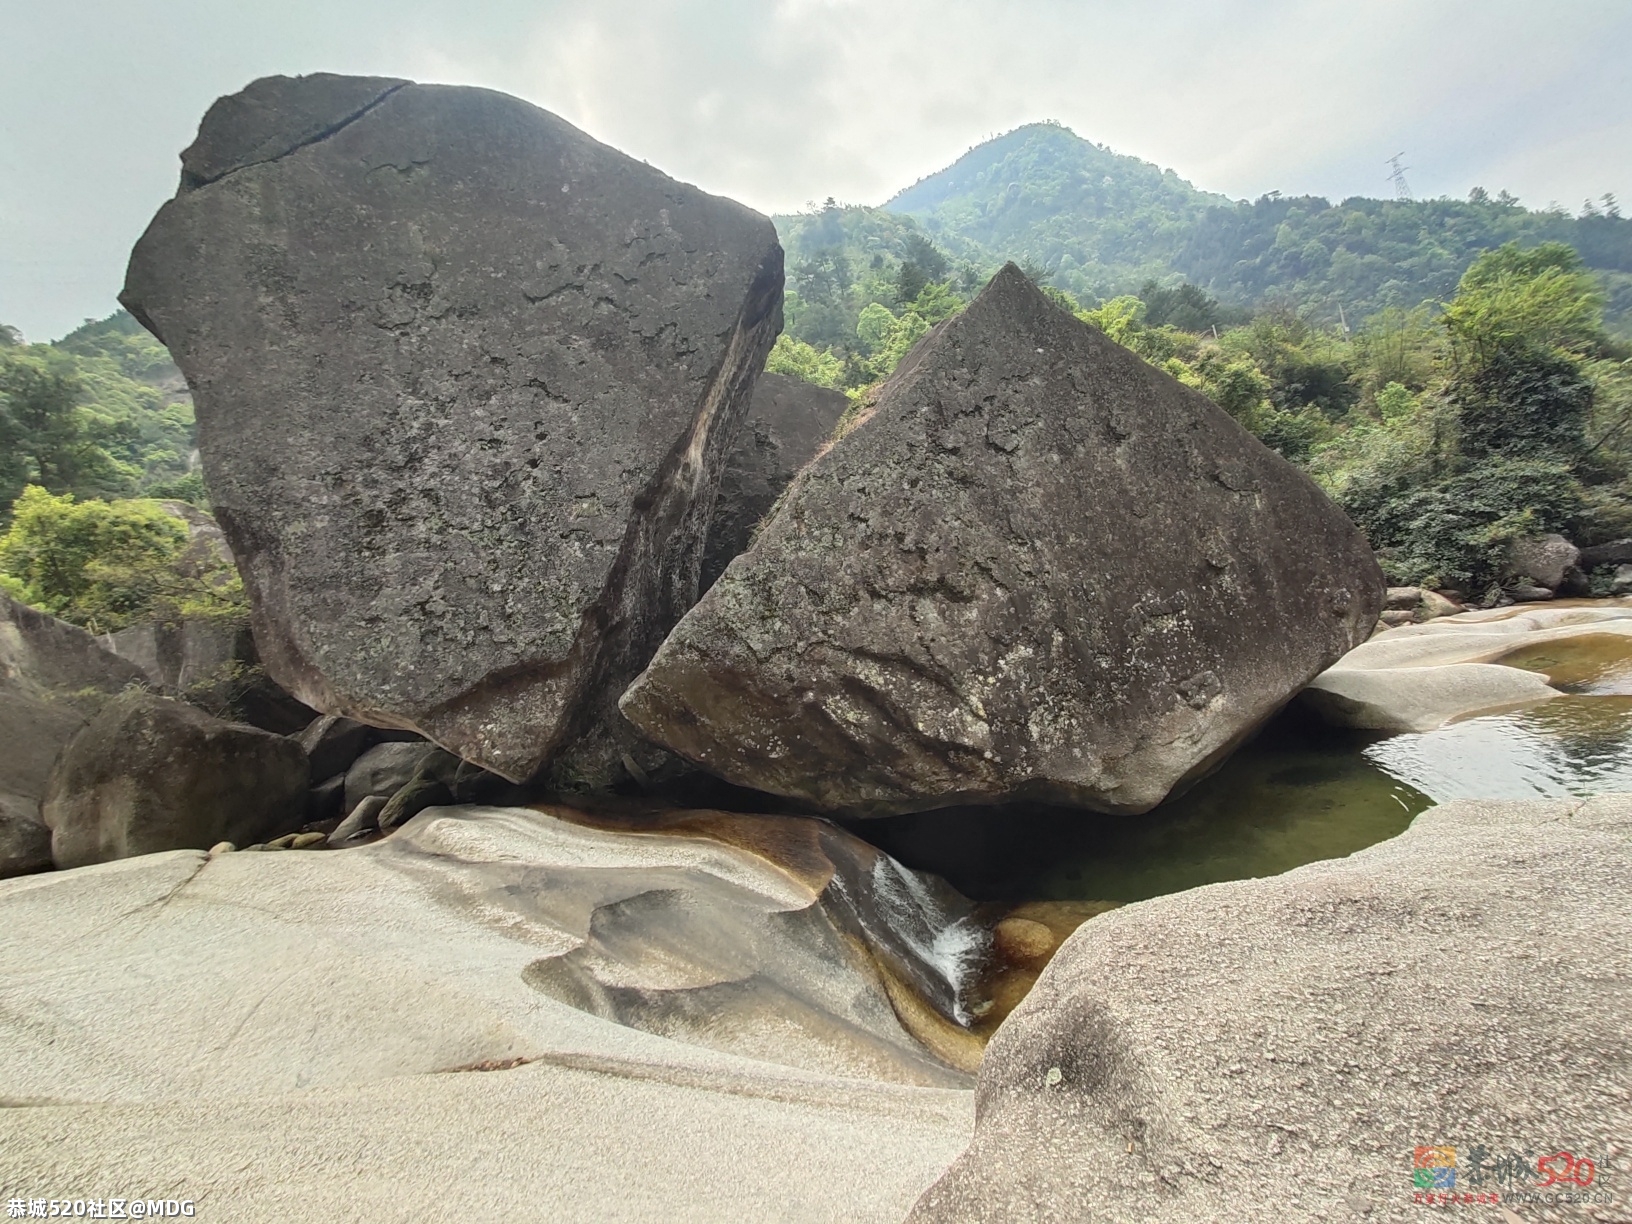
(622, 266), (1382, 816)
(0, 594), (147, 876)
(700, 372), (850, 591)
(909, 796), (1632, 1222)
(121, 73), (784, 788)
(42, 690), (308, 868)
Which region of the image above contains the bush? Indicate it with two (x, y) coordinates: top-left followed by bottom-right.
(0, 486), (242, 631)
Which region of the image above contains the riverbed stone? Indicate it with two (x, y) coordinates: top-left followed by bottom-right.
(622, 265), (1383, 816)
(121, 73), (784, 787)
(1507, 532), (1579, 590)
(343, 741), (441, 812)
(42, 690), (309, 868)
(909, 795), (1632, 1223)
(700, 372), (850, 591)
(0, 594), (149, 875)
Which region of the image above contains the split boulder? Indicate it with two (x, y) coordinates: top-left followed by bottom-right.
(121, 73), (784, 787)
(622, 266), (1382, 815)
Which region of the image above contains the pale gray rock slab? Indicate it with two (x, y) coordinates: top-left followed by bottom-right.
(122, 73), (784, 786)
(42, 690), (309, 868)
(910, 795), (1632, 1223)
(0, 804), (975, 1221)
(1305, 603), (1632, 731)
(700, 372), (850, 592)
(622, 266), (1382, 816)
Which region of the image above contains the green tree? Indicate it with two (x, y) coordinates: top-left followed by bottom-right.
(0, 347), (132, 511)
(0, 486), (242, 631)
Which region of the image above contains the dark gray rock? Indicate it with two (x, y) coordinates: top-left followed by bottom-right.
(622, 266), (1382, 816)
(343, 741), (441, 812)
(122, 73), (784, 787)
(0, 594), (149, 875)
(297, 714), (376, 784)
(329, 794), (387, 844)
(42, 691), (309, 868)
(307, 772), (348, 823)
(908, 797), (1632, 1223)
(0, 794), (53, 878)
(1578, 538), (1632, 570)
(700, 373), (850, 592)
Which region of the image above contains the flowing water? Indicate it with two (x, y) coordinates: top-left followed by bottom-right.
(850, 627), (1632, 1035)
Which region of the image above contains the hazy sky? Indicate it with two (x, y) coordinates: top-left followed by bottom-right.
(3, 0), (1628, 341)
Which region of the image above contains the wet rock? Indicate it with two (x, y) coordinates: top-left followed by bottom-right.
(908, 796), (1632, 1223)
(42, 690), (309, 868)
(1509, 583), (1555, 603)
(700, 372), (850, 592)
(121, 73), (784, 788)
(329, 795), (386, 844)
(992, 917), (1055, 962)
(0, 594), (148, 876)
(622, 266), (1382, 816)
(378, 775), (454, 832)
(343, 742), (441, 812)
(1507, 532), (1579, 590)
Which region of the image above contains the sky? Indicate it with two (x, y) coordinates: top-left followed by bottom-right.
(3, 0), (1628, 341)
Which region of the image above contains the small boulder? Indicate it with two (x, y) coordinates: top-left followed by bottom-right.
(700, 372), (850, 592)
(330, 794), (387, 844)
(622, 266), (1382, 816)
(42, 690), (309, 868)
(1507, 532), (1579, 591)
(1578, 538), (1632, 570)
(343, 742), (441, 812)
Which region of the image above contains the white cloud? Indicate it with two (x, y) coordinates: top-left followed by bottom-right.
(1, 0), (1626, 338)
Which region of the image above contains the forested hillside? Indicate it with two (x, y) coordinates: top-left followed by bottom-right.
(878, 122), (1632, 334)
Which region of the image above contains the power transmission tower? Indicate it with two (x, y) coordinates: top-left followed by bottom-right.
(1387, 153), (1414, 202)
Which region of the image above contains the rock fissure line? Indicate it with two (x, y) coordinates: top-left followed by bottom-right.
(183, 82), (410, 190)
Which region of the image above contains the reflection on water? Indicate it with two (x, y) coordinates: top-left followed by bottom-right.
(1367, 695), (1632, 801)
(854, 712), (1429, 906)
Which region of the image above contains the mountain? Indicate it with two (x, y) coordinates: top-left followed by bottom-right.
(886, 121), (1228, 298)
(879, 122), (1632, 333)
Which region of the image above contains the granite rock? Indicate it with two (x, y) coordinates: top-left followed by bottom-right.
(122, 73), (784, 786)
(622, 266), (1382, 815)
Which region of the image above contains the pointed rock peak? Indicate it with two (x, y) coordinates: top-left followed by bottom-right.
(180, 73), (412, 190)
(621, 258), (1383, 817)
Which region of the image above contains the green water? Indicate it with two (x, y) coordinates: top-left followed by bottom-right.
(856, 713), (1428, 904)
(861, 631), (1632, 906)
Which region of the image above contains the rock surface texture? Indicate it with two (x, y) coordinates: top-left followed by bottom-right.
(0, 804), (977, 1222)
(909, 795), (1632, 1223)
(43, 690), (308, 868)
(1303, 601), (1632, 732)
(700, 372), (850, 591)
(121, 73), (784, 786)
(0, 594), (147, 876)
(623, 266), (1382, 815)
